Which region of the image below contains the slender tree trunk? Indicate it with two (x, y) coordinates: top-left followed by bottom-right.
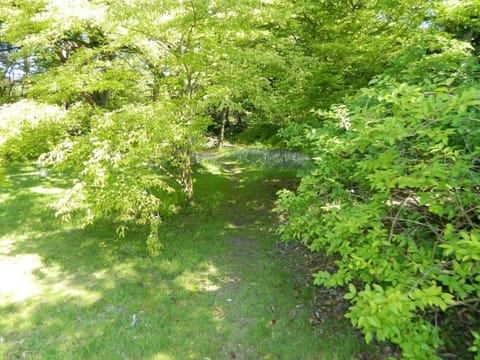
(218, 107), (229, 149)
(182, 151), (194, 204)
(92, 90), (111, 107)
(151, 73), (162, 102)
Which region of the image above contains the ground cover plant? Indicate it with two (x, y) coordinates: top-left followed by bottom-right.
(0, 154), (380, 359)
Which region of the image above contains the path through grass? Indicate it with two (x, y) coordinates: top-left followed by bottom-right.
(1, 153), (371, 359)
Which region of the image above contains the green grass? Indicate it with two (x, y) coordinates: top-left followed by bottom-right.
(0, 154), (371, 359)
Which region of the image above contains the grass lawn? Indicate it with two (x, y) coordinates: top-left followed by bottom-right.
(0, 151), (373, 359)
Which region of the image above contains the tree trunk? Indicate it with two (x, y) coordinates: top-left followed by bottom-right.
(218, 107), (229, 149)
(181, 151), (194, 204)
(92, 90), (111, 107)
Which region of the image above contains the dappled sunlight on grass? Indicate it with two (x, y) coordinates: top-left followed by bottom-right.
(151, 353), (174, 360)
(0, 253), (42, 304)
(0, 236), (102, 306)
(196, 159), (223, 175)
(153, 259), (183, 278)
(7, 167), (41, 178)
(29, 185), (64, 195)
(34, 264), (102, 304)
(0, 236), (28, 254)
(174, 263), (221, 292)
(0, 158), (373, 359)
(0, 193), (9, 204)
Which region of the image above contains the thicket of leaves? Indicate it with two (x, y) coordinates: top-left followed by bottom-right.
(0, 100), (67, 161)
(277, 34), (480, 359)
(39, 101), (208, 255)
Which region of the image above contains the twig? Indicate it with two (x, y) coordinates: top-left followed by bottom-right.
(387, 192), (415, 243)
(382, 217), (441, 236)
(453, 188), (475, 228)
(447, 297), (480, 308)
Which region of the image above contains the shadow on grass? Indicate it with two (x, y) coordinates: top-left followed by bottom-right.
(1, 222), (235, 359)
(0, 164), (72, 238)
(0, 159), (368, 360)
(0, 162), (240, 359)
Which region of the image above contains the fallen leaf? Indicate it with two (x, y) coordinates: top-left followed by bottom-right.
(214, 306), (225, 320)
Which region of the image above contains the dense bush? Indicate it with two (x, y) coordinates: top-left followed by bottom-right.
(277, 66), (480, 357)
(0, 100), (66, 161)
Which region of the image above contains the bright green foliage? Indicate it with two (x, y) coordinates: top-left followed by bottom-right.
(1, 0), (256, 247)
(0, 100), (66, 161)
(262, 0), (434, 124)
(40, 101), (209, 254)
(436, 0), (480, 54)
(277, 25), (480, 358)
(1, 0), (319, 249)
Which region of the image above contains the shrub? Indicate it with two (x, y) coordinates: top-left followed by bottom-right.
(0, 100), (66, 161)
(277, 73), (480, 358)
